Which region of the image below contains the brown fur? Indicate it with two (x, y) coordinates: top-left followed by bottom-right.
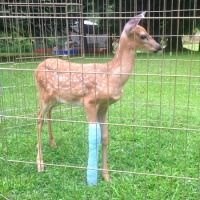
(35, 20), (161, 181)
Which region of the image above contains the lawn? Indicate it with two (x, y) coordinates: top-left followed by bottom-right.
(0, 52), (200, 199)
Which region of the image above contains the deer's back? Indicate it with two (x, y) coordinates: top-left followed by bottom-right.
(35, 58), (122, 105)
(35, 58), (107, 104)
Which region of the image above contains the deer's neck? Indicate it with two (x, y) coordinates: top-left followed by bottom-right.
(109, 35), (135, 86)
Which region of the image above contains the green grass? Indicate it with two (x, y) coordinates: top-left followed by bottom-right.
(0, 53), (200, 199)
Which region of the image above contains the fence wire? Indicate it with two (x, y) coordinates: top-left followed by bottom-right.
(0, 0), (200, 199)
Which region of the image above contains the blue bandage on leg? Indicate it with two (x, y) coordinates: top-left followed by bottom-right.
(87, 123), (101, 186)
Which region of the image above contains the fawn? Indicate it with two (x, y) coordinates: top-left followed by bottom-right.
(34, 12), (161, 185)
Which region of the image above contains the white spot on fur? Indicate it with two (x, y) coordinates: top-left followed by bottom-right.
(56, 97), (67, 104)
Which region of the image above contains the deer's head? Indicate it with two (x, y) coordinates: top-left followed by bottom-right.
(123, 12), (162, 53)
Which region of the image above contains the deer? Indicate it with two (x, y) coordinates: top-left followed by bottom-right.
(34, 12), (161, 186)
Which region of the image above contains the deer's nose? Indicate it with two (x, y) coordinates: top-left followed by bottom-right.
(154, 44), (162, 53)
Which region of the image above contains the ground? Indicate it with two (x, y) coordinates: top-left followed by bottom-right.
(0, 52), (199, 199)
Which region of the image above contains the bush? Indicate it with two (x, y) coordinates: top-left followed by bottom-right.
(0, 33), (33, 53)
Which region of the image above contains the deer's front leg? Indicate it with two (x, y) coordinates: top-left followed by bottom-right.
(87, 123), (101, 186)
(98, 106), (110, 182)
(84, 102), (101, 186)
(101, 124), (110, 182)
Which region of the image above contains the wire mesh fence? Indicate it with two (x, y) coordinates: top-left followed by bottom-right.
(0, 0), (200, 199)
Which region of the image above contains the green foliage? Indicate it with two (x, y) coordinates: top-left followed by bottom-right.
(0, 33), (33, 53)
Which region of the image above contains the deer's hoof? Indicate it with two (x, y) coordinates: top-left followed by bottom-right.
(103, 173), (110, 182)
(37, 161), (44, 172)
(49, 140), (57, 148)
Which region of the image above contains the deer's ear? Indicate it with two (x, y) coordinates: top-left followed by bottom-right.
(124, 11), (146, 34)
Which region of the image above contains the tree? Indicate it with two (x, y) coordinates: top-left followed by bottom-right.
(104, 0), (200, 51)
(0, 0), (199, 52)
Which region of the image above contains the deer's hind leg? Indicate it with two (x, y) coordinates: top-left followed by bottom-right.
(37, 105), (45, 172)
(36, 100), (49, 172)
(46, 106), (57, 148)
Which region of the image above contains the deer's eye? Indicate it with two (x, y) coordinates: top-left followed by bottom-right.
(140, 34), (147, 40)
